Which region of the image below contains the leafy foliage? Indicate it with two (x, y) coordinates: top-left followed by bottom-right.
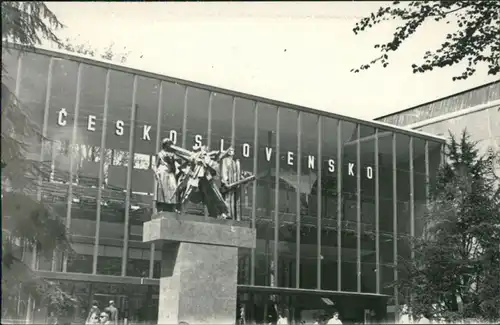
(1, 2), (63, 50)
(1, 1), (77, 319)
(57, 37), (131, 63)
(396, 131), (500, 322)
(352, 1), (500, 81)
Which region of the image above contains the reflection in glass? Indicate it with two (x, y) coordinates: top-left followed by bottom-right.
(128, 76), (160, 277)
(395, 134), (410, 294)
(340, 121), (357, 292)
(300, 112), (319, 289)
(360, 125), (376, 293)
(182, 87), (211, 215)
(1, 49), (20, 95)
(277, 107), (298, 288)
(413, 138), (427, 237)
(18, 52), (47, 131)
(254, 103), (277, 287)
(97, 70), (134, 276)
(319, 117), (339, 291)
(211, 93), (233, 152)
(428, 140), (442, 188)
(234, 97), (256, 286)
(67, 243), (93, 274)
(66, 64), (108, 273)
(377, 129), (394, 296)
(185, 87), (210, 150)
(233, 98), (256, 221)
(152, 81), (186, 279)
(44, 58), (80, 272)
(160, 82), (185, 146)
(17, 53), (52, 270)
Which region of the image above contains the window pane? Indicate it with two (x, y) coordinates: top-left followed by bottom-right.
(300, 112), (319, 290)
(413, 138), (427, 237)
(185, 87), (210, 149)
(183, 87), (210, 215)
(210, 92), (233, 152)
(340, 121), (357, 292)
(128, 76), (160, 277)
(66, 64), (107, 273)
(152, 81), (186, 278)
(47, 58), (80, 272)
(160, 82), (184, 146)
(17, 52), (51, 270)
(233, 97), (255, 221)
(234, 97), (256, 286)
(254, 103), (277, 287)
(378, 129), (394, 296)
(360, 125), (376, 293)
(97, 70), (134, 276)
(319, 116), (339, 291)
(277, 107), (298, 289)
(1, 49), (19, 95)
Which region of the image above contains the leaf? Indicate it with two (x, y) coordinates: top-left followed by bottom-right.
(351, 1), (500, 81)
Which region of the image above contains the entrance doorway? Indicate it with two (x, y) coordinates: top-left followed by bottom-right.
(92, 293), (127, 318)
(91, 291), (158, 323)
(237, 287), (389, 324)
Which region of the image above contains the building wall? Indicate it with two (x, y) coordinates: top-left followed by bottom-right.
(376, 81), (500, 175)
(416, 103), (499, 149)
(377, 81), (500, 127)
(2, 47), (443, 322)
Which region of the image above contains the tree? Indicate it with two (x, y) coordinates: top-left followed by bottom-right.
(396, 131), (500, 322)
(1, 1), (77, 320)
(352, 1), (500, 81)
(57, 37), (131, 64)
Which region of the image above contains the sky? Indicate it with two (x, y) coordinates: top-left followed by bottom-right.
(44, 2), (497, 120)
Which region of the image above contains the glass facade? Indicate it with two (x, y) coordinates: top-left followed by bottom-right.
(3, 48), (445, 323)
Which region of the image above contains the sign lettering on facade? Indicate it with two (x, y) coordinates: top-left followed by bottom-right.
(56, 108), (374, 179)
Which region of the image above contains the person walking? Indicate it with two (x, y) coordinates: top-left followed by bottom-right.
(104, 300), (118, 325)
(86, 301), (100, 325)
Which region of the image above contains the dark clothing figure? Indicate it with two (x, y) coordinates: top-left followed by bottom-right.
(174, 145), (230, 219)
(85, 303), (99, 325)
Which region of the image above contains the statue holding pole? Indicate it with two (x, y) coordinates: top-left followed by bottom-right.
(153, 138), (180, 213)
(154, 139), (255, 220)
(220, 147), (255, 221)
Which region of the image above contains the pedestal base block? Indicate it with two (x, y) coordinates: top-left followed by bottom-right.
(158, 242), (237, 324)
(143, 213), (256, 325)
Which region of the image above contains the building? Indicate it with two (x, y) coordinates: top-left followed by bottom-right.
(376, 80), (499, 180)
(376, 81), (500, 155)
(376, 75), (500, 325)
(2, 45), (444, 324)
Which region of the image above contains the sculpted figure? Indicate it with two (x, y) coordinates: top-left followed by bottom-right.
(157, 142), (256, 220)
(153, 138), (179, 212)
(171, 144), (230, 219)
(220, 147), (254, 221)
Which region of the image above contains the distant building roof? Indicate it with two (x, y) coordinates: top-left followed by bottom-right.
(375, 81), (500, 126)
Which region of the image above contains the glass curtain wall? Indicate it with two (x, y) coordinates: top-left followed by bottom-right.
(3, 48), (446, 323)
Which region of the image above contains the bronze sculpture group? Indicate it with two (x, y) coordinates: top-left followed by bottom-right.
(153, 138), (255, 221)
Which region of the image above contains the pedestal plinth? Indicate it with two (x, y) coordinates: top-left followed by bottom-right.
(143, 213), (256, 325)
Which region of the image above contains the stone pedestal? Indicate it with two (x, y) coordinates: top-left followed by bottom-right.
(143, 213), (256, 325)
